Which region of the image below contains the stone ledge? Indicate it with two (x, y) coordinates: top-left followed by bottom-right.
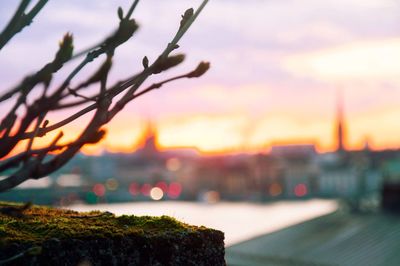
(0, 202), (225, 265)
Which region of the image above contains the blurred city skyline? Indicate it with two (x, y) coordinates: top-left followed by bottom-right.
(1, 0), (400, 155)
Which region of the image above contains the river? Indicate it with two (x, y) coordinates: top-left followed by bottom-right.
(70, 199), (337, 246)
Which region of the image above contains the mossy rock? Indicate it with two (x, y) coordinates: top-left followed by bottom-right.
(0, 202), (225, 265)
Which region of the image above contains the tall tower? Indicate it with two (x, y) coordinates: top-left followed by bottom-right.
(142, 120), (158, 154)
(336, 90), (346, 153)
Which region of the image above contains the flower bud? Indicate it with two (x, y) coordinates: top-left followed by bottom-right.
(187, 61), (210, 78)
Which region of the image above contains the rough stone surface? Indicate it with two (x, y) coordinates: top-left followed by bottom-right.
(1, 231), (225, 265)
(0, 202), (225, 265)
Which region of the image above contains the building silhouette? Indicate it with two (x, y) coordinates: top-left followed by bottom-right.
(136, 121), (159, 159)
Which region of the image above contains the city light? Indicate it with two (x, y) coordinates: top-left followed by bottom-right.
(166, 158), (182, 171)
(56, 174), (82, 187)
(150, 187), (164, 201)
(155, 181), (168, 193)
(141, 183), (152, 196)
(294, 184), (308, 197)
(85, 192), (97, 204)
(92, 183), (106, 197)
(129, 183), (139, 196)
(269, 183), (283, 197)
(105, 178), (119, 191)
(168, 182), (182, 199)
(202, 190), (220, 204)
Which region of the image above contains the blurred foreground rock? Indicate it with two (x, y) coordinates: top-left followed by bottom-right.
(0, 202), (225, 265)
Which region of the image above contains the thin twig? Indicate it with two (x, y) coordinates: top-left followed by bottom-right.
(9, 0), (210, 141)
(0, 0), (31, 50)
(25, 114), (46, 155)
(111, 0), (209, 114)
(0, 0), (210, 192)
(125, 0), (140, 19)
(0, 0), (48, 50)
(36, 131), (64, 162)
(0, 145), (64, 173)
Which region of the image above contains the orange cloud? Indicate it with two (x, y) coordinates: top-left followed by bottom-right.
(348, 107), (400, 150)
(13, 105), (400, 157)
(247, 115), (333, 151)
(157, 114), (248, 153)
(10, 98), (400, 157)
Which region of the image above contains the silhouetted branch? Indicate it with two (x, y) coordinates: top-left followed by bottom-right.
(125, 0), (140, 19)
(0, 0), (210, 192)
(0, 0), (48, 50)
(0, 145), (64, 172)
(0, 0), (30, 50)
(108, 61), (210, 120)
(25, 114), (46, 155)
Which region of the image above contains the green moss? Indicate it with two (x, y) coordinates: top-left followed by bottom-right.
(0, 201), (197, 244)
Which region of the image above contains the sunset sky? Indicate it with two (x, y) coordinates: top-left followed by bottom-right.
(1, 0), (400, 154)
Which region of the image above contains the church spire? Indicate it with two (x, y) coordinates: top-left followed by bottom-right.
(143, 120), (158, 152)
(336, 89), (346, 153)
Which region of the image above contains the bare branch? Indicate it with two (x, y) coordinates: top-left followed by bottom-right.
(0, 33), (72, 103)
(0, 145), (64, 173)
(25, 114), (46, 155)
(68, 55), (113, 94)
(0, 0), (31, 50)
(0, 0), (48, 50)
(125, 0), (140, 20)
(108, 61), (210, 120)
(0, 160), (39, 192)
(0, 0), (210, 192)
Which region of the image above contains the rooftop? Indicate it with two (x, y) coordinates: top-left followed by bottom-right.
(226, 211), (400, 266)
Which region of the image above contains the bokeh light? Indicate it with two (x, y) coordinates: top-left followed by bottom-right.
(294, 184), (308, 197)
(150, 187), (164, 201)
(202, 190), (220, 204)
(129, 182), (139, 196)
(92, 183), (106, 197)
(168, 182), (182, 199)
(166, 158), (181, 171)
(141, 183), (152, 196)
(155, 181), (168, 192)
(105, 178), (119, 191)
(269, 183), (283, 197)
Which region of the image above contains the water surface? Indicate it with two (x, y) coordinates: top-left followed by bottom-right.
(70, 199), (337, 246)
